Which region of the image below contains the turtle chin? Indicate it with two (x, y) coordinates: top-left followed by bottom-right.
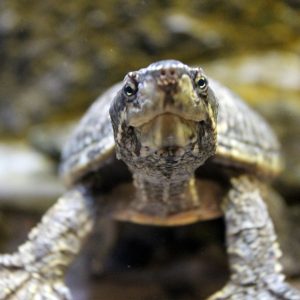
(117, 111), (216, 178)
(133, 113), (199, 158)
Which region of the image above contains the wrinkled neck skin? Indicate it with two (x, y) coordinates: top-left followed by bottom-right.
(116, 120), (217, 207)
(133, 168), (192, 205)
(109, 61), (219, 214)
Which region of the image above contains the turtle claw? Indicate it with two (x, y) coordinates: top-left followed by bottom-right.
(207, 281), (300, 300)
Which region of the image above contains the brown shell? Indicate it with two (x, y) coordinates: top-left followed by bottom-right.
(60, 83), (122, 186)
(60, 79), (282, 186)
(210, 79), (282, 177)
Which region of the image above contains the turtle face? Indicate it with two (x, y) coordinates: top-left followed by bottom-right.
(110, 60), (218, 176)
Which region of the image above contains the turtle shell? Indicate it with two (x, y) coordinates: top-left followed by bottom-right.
(60, 79), (282, 186)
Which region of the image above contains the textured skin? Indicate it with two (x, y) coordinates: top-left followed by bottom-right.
(61, 79), (281, 186)
(0, 61), (298, 299)
(0, 188), (94, 299)
(209, 176), (300, 300)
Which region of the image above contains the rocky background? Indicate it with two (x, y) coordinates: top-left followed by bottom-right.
(0, 1), (300, 299)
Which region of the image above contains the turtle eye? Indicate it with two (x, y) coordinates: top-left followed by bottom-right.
(196, 76), (208, 90)
(123, 82), (138, 98)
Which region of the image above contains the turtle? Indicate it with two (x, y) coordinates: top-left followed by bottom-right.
(0, 60), (299, 300)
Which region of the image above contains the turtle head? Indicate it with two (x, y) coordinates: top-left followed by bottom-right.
(110, 60), (218, 177)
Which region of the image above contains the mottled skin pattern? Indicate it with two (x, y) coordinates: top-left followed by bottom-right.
(0, 189), (93, 299)
(0, 60), (299, 299)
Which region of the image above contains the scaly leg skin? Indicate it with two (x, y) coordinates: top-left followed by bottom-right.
(0, 187), (95, 300)
(208, 176), (300, 300)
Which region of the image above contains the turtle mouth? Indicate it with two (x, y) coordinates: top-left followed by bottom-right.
(133, 113), (199, 152)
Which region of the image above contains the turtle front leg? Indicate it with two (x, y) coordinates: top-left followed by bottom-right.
(208, 176), (300, 300)
(0, 187), (95, 300)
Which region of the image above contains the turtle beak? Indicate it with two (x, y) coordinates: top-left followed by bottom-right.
(127, 72), (206, 128)
(134, 114), (198, 150)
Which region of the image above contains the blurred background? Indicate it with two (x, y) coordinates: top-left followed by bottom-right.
(0, 1), (300, 299)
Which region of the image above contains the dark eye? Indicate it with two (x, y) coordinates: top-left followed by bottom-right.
(196, 76), (208, 90)
(124, 82), (137, 97)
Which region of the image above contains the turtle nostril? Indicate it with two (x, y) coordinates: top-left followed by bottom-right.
(160, 69), (166, 76)
(157, 68), (179, 88)
(169, 69), (175, 76)
(159, 68), (177, 78)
